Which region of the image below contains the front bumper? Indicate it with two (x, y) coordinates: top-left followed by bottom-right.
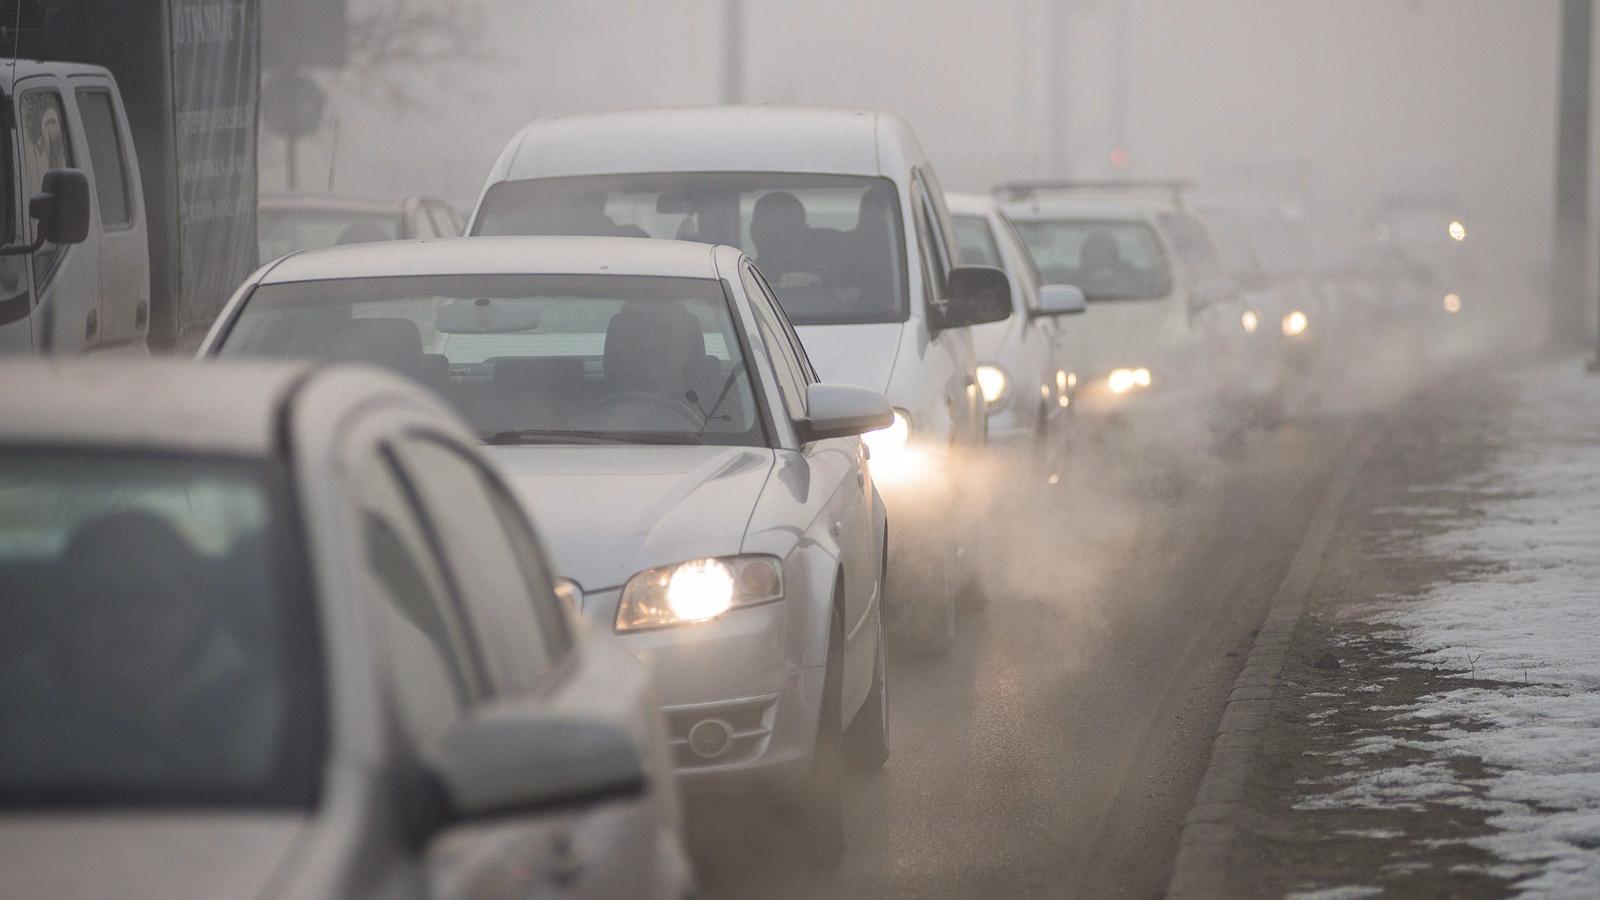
(581, 588), (823, 793)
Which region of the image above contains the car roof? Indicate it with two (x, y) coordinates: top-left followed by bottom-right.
(495, 106), (916, 181)
(945, 192), (998, 217)
(257, 236), (724, 284)
(1000, 196), (1166, 223)
(0, 358), (314, 455)
(3, 59), (114, 81)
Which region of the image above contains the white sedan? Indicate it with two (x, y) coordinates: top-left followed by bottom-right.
(202, 236), (894, 867)
(0, 359), (692, 899)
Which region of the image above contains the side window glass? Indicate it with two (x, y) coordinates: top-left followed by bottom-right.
(910, 178), (948, 302)
(740, 264), (807, 418)
(353, 456), (479, 750)
(75, 90), (130, 227)
(18, 90), (75, 284)
(752, 265), (818, 383)
(393, 438), (559, 692)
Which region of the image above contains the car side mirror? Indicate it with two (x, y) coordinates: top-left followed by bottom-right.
(33, 169), (91, 245)
(797, 382), (893, 442)
(432, 707), (646, 823)
(934, 265), (1012, 331)
(0, 168), (91, 256)
(1035, 284), (1087, 317)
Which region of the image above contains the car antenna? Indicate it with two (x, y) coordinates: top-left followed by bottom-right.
(326, 117), (339, 192)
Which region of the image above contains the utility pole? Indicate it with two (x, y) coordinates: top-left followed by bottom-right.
(721, 0), (744, 105)
(1552, 0), (1592, 353)
(1047, 0), (1068, 177)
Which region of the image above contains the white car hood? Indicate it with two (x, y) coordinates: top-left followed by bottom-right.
(793, 322), (903, 393)
(1062, 297), (1185, 377)
(0, 812), (304, 900)
(492, 445), (775, 592)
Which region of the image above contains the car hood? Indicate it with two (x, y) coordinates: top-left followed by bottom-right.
(1062, 297), (1185, 377)
(491, 445), (775, 592)
(794, 322), (904, 393)
(0, 812), (304, 900)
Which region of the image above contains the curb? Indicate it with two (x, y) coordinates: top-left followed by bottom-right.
(1165, 430), (1382, 900)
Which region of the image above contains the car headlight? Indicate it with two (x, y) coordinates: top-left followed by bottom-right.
(975, 364), (1009, 407)
(615, 555), (783, 632)
(552, 577), (582, 611)
(1443, 292), (1462, 313)
(863, 408), (911, 458)
(1241, 309), (1260, 333)
(1281, 310), (1309, 337)
(1107, 367), (1152, 394)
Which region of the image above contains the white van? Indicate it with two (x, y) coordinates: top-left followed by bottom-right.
(469, 107), (1011, 654)
(0, 61), (148, 354)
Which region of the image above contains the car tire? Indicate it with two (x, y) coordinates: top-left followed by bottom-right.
(790, 602), (846, 869)
(845, 609), (890, 771)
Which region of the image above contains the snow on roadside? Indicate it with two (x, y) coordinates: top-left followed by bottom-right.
(1335, 362), (1600, 897)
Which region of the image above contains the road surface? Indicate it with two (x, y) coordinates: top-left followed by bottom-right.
(688, 409), (1364, 899)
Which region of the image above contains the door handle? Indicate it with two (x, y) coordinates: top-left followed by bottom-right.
(831, 521), (844, 538)
(546, 831), (585, 887)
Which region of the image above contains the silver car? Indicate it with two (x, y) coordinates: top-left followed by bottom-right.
(201, 236), (895, 867)
(0, 359), (693, 900)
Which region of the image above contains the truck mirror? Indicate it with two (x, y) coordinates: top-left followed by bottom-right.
(32, 169), (91, 245)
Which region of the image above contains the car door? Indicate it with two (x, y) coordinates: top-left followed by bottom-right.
(993, 211), (1059, 410)
(71, 77), (149, 350)
(16, 75), (100, 351)
(742, 262), (877, 705)
(387, 431), (677, 900)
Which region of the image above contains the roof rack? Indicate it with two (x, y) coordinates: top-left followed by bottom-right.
(992, 179), (1196, 206)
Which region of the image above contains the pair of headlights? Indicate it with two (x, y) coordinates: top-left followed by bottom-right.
(1241, 308), (1310, 337)
(558, 556), (784, 633)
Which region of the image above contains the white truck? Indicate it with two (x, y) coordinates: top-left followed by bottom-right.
(0, 60), (148, 354)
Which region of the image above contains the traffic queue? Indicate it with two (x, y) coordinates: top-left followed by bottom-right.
(1, 104), (1399, 897)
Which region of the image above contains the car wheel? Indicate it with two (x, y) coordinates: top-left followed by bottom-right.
(790, 602), (846, 869)
(845, 607), (890, 770)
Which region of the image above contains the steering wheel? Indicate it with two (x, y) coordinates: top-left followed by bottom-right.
(595, 391), (705, 427)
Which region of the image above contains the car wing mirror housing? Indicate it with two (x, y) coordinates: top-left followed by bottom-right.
(1035, 283), (1087, 317)
(935, 265), (1012, 330)
(797, 382), (893, 441)
(0, 168), (90, 256)
(433, 708), (646, 823)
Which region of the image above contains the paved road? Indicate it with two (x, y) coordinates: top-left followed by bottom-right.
(687, 410), (1364, 899)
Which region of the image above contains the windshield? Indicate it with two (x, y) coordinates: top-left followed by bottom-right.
(0, 452), (319, 809)
(258, 209), (399, 261)
(474, 173), (908, 327)
(220, 274), (766, 447)
(1011, 219), (1173, 301)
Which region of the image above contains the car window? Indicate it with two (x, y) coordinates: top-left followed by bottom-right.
(221, 273), (766, 447)
(0, 451), (319, 809)
(741, 262), (808, 420)
(74, 90), (131, 228)
(1011, 219), (1174, 302)
(751, 265), (819, 383)
(352, 453), (480, 748)
(18, 90), (75, 285)
(911, 176), (949, 303)
(391, 437), (560, 692)
(475, 172), (909, 327)
(953, 215), (1002, 267)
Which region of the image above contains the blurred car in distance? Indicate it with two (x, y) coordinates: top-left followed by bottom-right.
(948, 191), (1085, 450)
(0, 358), (694, 900)
(468, 106), (1013, 654)
(200, 236), (895, 867)
(258, 193), (464, 263)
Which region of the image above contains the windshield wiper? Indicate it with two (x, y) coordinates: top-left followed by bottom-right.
(483, 429), (703, 446)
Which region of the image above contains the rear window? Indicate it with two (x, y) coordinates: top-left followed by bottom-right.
(475, 172), (909, 327)
(0, 451), (320, 809)
(1011, 219), (1173, 301)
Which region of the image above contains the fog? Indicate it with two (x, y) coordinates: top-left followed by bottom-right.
(266, 1), (1562, 294)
